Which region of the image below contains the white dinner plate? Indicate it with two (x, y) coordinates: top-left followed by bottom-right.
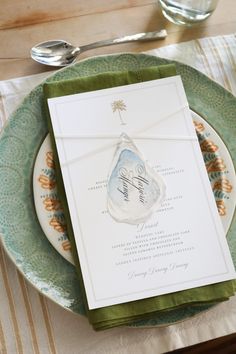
(33, 110), (236, 265)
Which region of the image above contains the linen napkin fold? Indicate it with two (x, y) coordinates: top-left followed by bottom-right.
(43, 64), (235, 331)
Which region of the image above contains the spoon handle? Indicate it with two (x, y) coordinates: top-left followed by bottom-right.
(79, 30), (167, 53)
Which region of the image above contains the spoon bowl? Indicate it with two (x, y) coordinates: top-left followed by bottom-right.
(31, 40), (80, 66)
(31, 30), (167, 67)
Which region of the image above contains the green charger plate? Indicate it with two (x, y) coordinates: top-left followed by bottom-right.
(0, 53), (236, 327)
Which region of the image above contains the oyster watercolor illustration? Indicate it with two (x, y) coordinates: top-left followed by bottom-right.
(107, 133), (166, 224)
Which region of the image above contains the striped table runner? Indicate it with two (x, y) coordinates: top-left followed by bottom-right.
(0, 33), (236, 354)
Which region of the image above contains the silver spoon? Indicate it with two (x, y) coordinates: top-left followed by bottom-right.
(31, 30), (167, 67)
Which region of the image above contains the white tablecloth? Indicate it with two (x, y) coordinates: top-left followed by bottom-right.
(0, 33), (236, 354)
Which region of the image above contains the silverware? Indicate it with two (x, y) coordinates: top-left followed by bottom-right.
(30, 30), (167, 67)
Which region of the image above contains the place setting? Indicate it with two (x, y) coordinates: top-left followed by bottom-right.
(1, 49), (236, 330)
(1, 0), (236, 351)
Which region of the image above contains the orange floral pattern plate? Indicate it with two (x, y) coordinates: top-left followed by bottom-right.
(33, 111), (235, 265)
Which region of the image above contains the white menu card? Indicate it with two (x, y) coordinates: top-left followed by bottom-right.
(48, 76), (236, 309)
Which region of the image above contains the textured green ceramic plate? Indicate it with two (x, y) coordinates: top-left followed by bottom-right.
(0, 53), (236, 327)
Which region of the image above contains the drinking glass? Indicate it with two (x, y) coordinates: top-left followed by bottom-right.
(158, 0), (219, 26)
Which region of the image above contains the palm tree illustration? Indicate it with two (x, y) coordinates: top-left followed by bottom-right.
(112, 100), (127, 125)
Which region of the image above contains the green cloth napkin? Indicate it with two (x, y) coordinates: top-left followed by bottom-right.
(43, 64), (235, 331)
